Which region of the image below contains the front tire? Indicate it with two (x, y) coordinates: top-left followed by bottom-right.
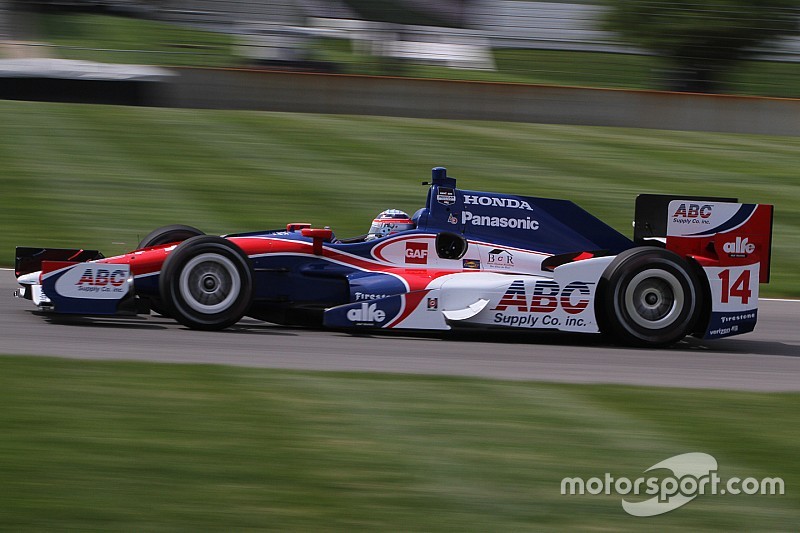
(159, 236), (253, 330)
(138, 224), (205, 249)
(138, 225), (205, 316)
(597, 248), (702, 347)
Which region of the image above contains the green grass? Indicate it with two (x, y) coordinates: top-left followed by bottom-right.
(1, 100), (798, 296)
(312, 42), (800, 97)
(33, 12), (239, 67)
(312, 42), (661, 87)
(313, 41), (658, 87)
(0, 356), (796, 530)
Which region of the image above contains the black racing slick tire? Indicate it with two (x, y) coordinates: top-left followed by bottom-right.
(137, 224), (205, 249)
(596, 248), (703, 347)
(138, 225), (205, 316)
(159, 236), (254, 330)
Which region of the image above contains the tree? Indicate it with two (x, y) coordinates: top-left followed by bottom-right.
(601, 0), (800, 93)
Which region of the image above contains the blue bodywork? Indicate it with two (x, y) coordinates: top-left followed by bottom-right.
(417, 167), (632, 255)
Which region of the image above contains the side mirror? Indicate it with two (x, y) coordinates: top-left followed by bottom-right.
(301, 228), (333, 255)
(436, 232), (468, 260)
(287, 222), (312, 232)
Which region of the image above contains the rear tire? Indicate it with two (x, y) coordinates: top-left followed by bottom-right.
(597, 248), (702, 347)
(159, 236), (253, 330)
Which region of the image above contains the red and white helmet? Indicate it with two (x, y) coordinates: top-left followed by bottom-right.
(367, 209), (414, 240)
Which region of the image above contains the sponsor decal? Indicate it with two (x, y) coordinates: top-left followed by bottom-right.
(671, 203), (713, 225)
(705, 310), (758, 339)
(427, 297), (438, 310)
(463, 195), (533, 211)
(719, 312), (756, 324)
(666, 201), (755, 239)
(354, 292), (390, 301)
(447, 213), (459, 225)
(492, 280), (592, 328)
(436, 187), (456, 206)
(462, 211), (539, 230)
(494, 280), (527, 310)
(404, 242), (429, 264)
(722, 236), (755, 258)
(53, 264), (131, 300)
(76, 268), (127, 290)
(487, 248), (513, 270)
(462, 258), (481, 270)
(346, 302), (386, 323)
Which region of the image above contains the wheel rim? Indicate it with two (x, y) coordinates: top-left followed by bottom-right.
(623, 269), (685, 330)
(178, 253), (241, 314)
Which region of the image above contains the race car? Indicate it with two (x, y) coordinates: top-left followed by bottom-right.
(13, 167), (773, 347)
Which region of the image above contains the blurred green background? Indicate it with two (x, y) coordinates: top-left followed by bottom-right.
(2, 100), (798, 296)
(18, 11), (800, 97)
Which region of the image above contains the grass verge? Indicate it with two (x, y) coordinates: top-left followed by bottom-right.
(0, 355), (797, 530)
(31, 12), (238, 67)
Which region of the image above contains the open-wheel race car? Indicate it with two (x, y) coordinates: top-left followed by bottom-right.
(14, 167), (773, 347)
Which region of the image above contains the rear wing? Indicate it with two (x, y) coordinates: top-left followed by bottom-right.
(634, 194), (737, 243)
(634, 195), (773, 283)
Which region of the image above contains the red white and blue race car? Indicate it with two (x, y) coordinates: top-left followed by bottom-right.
(14, 167), (773, 347)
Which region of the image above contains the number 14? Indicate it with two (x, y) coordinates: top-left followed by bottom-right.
(718, 269), (752, 304)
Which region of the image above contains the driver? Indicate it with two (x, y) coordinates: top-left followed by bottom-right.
(365, 209), (415, 241)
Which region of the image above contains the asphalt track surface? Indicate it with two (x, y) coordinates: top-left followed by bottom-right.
(2, 270), (799, 391)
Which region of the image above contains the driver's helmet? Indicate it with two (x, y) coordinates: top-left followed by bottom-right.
(366, 209), (414, 240)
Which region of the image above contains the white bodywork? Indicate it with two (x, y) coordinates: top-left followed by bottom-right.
(387, 256), (614, 332)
